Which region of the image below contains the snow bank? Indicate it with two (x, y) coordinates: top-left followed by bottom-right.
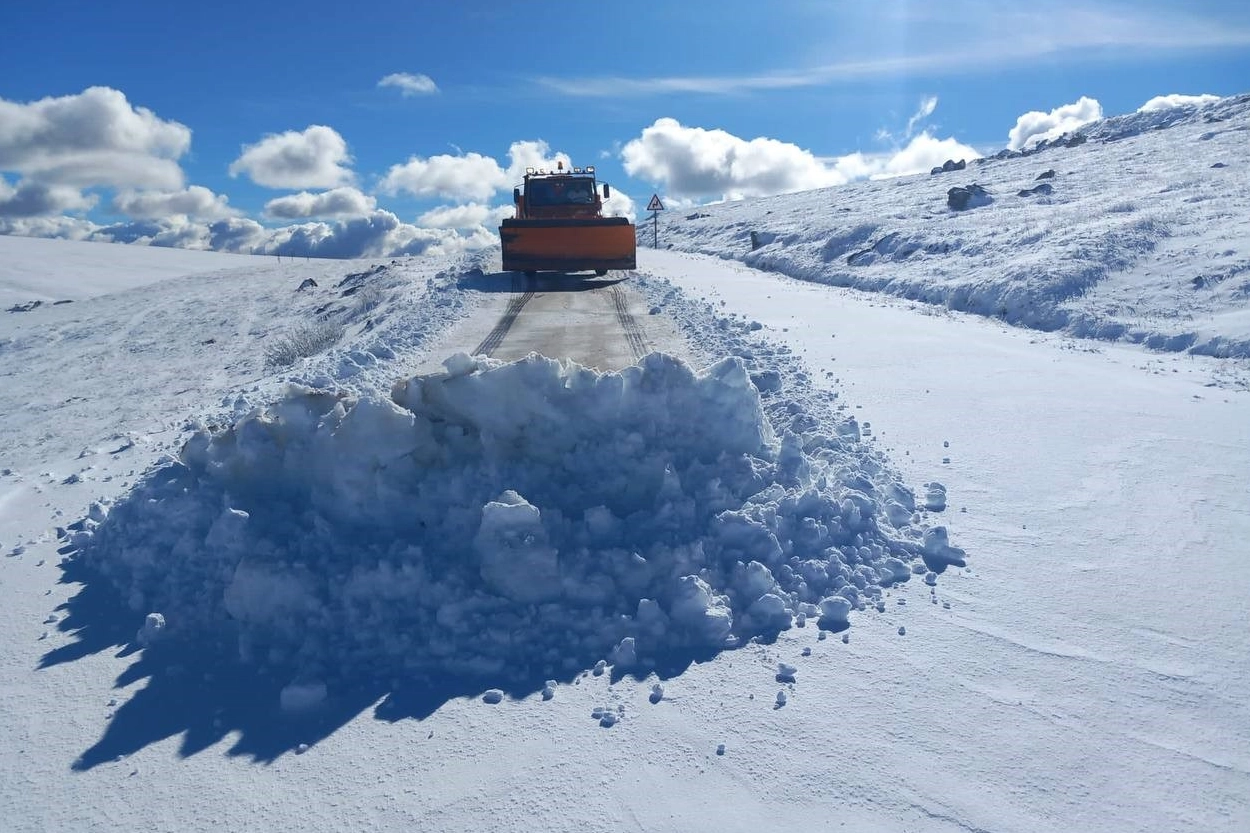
(68, 351), (938, 683)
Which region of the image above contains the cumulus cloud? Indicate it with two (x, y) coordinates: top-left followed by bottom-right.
(378, 72), (439, 96)
(416, 202), (513, 230)
(263, 211), (496, 259)
(622, 118), (852, 201)
(500, 140), (572, 181)
(1137, 93), (1221, 113)
(873, 133), (980, 179)
(621, 118), (979, 201)
(380, 140), (573, 204)
(0, 86), (190, 190)
(601, 188), (637, 222)
(229, 125), (354, 189)
(1, 208), (500, 260)
(380, 151), (507, 202)
(1007, 96), (1103, 151)
(263, 187), (376, 219)
(0, 215), (101, 240)
(0, 178), (97, 217)
(112, 185), (236, 221)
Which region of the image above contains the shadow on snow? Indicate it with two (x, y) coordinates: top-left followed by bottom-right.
(42, 554), (726, 770)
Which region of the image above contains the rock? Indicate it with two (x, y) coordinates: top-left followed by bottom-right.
(1065, 134), (1087, 147)
(1036, 169), (1056, 180)
(297, 278), (318, 291)
(930, 158), (968, 175)
(7, 300), (42, 313)
(1016, 183), (1054, 198)
(947, 184), (992, 211)
(1211, 162), (1227, 169)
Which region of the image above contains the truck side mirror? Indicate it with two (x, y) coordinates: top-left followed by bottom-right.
(514, 187), (521, 203)
(602, 184), (611, 199)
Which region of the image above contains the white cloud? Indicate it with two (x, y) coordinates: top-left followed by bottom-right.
(380, 140), (576, 204)
(1007, 96), (1102, 151)
(874, 133), (979, 178)
(0, 207), (503, 259)
(601, 188), (637, 223)
(1137, 93), (1221, 113)
(263, 187), (376, 219)
(500, 140), (572, 181)
(0, 179), (97, 217)
(378, 73), (439, 96)
(622, 119), (850, 201)
(0, 215), (101, 240)
(112, 185), (236, 221)
(0, 86), (190, 190)
(381, 151), (508, 202)
(540, 5), (1250, 98)
(229, 125), (354, 189)
(262, 211), (495, 259)
(905, 96), (939, 138)
(621, 118), (980, 202)
(416, 202), (512, 230)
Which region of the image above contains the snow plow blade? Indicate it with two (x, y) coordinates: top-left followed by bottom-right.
(499, 217), (636, 274)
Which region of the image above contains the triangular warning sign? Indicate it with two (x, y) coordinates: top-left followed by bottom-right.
(646, 194), (665, 212)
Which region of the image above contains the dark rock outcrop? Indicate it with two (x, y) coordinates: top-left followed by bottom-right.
(947, 184), (992, 211)
(1017, 183), (1054, 197)
(930, 158), (968, 175)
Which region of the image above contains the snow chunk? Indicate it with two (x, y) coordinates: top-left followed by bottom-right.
(73, 352), (941, 686)
(136, 612), (166, 647)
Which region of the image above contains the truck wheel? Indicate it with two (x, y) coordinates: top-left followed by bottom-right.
(594, 269), (607, 276)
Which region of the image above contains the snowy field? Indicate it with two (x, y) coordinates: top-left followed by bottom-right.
(0, 235), (277, 309)
(2, 95), (1249, 833)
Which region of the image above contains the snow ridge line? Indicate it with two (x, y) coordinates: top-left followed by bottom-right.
(610, 281), (649, 360)
(473, 273), (534, 356)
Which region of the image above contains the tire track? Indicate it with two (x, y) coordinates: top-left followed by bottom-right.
(610, 282), (649, 360)
(473, 273), (534, 356)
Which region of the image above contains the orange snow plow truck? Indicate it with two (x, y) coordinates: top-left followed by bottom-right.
(499, 162), (636, 276)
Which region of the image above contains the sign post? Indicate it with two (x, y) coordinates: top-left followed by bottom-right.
(646, 194), (665, 249)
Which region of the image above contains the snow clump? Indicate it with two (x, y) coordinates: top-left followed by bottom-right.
(70, 352), (938, 685)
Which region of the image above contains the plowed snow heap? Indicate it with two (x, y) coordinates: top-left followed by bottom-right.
(69, 353), (962, 682)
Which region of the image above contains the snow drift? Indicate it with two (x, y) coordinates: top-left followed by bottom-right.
(67, 351), (954, 684)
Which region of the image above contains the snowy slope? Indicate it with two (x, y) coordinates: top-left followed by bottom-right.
(3, 99), (1250, 833)
(651, 93), (1250, 358)
(0, 235), (277, 308)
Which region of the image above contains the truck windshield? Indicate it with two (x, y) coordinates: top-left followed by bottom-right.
(527, 177), (597, 206)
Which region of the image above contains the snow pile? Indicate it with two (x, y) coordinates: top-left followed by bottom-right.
(68, 351), (946, 683)
(653, 92), (1250, 357)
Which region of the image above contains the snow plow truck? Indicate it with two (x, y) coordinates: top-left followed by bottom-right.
(499, 162), (636, 277)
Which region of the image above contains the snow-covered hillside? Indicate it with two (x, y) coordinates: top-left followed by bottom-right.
(2, 94), (1248, 833)
(653, 92), (1250, 358)
(0, 235), (277, 308)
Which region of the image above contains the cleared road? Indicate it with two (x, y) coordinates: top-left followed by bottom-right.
(434, 270), (688, 371)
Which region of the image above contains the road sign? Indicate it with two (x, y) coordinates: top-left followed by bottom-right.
(646, 194), (665, 212)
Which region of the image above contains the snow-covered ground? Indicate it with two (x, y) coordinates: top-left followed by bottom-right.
(0, 235), (278, 309)
(656, 92), (1250, 359)
(2, 95), (1249, 833)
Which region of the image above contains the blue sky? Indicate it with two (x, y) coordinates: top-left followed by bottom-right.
(2, 0), (1248, 257)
